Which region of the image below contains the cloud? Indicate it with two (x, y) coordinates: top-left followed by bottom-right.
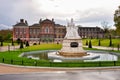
(0, 0), (119, 29)
(74, 8), (113, 26)
(0, 24), (12, 30)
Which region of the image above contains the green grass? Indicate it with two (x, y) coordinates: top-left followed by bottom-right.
(1, 42), (18, 46)
(23, 43), (62, 51)
(83, 38), (120, 47)
(0, 43), (120, 67)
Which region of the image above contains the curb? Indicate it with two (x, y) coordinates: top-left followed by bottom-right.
(1, 63), (120, 71)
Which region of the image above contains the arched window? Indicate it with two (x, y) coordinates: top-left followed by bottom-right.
(45, 27), (49, 33)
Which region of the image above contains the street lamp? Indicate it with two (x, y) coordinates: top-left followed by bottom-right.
(8, 44), (10, 52)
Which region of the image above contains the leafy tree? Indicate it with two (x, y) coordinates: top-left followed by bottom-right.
(0, 29), (12, 41)
(0, 36), (3, 46)
(114, 6), (120, 35)
(0, 41), (3, 46)
(88, 40), (92, 48)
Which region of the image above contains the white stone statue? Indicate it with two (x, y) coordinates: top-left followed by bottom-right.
(65, 18), (81, 39)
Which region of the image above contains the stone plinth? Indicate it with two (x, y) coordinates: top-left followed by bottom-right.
(58, 39), (87, 57)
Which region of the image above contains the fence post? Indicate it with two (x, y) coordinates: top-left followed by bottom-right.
(34, 61), (37, 66)
(22, 60), (24, 65)
(118, 44), (119, 51)
(49, 62), (51, 67)
(99, 61), (101, 67)
(114, 61), (116, 66)
(2, 58), (4, 63)
(11, 59), (13, 64)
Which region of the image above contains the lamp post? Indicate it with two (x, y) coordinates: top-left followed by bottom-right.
(8, 44), (10, 52)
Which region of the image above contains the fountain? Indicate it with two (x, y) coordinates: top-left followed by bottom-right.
(20, 19), (119, 62)
(48, 19), (100, 61)
(58, 18), (87, 57)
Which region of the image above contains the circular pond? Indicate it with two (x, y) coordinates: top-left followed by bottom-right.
(20, 50), (120, 62)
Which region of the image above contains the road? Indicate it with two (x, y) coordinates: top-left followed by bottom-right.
(0, 70), (120, 80)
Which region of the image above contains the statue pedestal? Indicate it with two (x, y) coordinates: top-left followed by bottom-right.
(58, 39), (87, 57)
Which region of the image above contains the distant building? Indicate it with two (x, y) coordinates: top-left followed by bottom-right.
(13, 19), (66, 43)
(13, 19), (104, 43)
(78, 25), (104, 38)
(13, 19), (29, 41)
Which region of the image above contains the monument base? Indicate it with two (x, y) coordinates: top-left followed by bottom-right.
(48, 52), (100, 62)
(58, 51), (87, 57)
(59, 39), (87, 57)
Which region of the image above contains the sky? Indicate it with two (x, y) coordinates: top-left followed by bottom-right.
(0, 0), (120, 29)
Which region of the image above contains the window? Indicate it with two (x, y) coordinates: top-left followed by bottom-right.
(45, 27), (49, 33)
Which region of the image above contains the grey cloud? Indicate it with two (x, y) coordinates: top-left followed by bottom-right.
(0, 0), (115, 29)
(75, 8), (113, 26)
(0, 24), (12, 30)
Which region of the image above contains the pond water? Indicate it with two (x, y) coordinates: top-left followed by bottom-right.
(21, 50), (120, 62)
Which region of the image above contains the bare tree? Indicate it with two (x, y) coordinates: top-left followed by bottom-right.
(101, 21), (111, 38)
(101, 21), (111, 33)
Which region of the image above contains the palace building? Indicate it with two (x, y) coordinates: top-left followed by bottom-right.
(13, 19), (66, 43)
(13, 19), (104, 43)
(78, 25), (104, 38)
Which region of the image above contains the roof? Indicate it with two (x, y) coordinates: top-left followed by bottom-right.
(78, 26), (101, 29)
(55, 24), (65, 27)
(29, 23), (40, 27)
(14, 23), (28, 26)
(41, 19), (54, 24)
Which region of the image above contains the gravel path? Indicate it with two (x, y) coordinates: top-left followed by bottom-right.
(1, 63), (120, 74)
(0, 45), (119, 74)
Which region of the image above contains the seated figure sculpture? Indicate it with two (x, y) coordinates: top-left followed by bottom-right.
(65, 18), (80, 39)
(59, 18), (87, 57)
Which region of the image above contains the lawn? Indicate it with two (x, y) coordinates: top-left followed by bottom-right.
(82, 38), (120, 47)
(1, 42), (18, 46)
(0, 43), (120, 67)
(0, 43), (62, 62)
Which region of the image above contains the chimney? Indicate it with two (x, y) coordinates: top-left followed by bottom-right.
(39, 18), (42, 24)
(25, 20), (28, 25)
(52, 18), (54, 22)
(20, 19), (24, 23)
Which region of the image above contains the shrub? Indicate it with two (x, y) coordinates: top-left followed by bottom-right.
(109, 39), (112, 47)
(88, 40), (92, 48)
(20, 41), (24, 49)
(33, 43), (37, 45)
(26, 41), (29, 47)
(98, 39), (101, 46)
(86, 40), (88, 46)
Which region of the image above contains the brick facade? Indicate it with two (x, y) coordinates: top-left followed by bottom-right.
(13, 19), (104, 43)
(13, 19), (66, 43)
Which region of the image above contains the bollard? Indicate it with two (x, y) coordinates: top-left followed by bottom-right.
(22, 60), (24, 65)
(114, 61), (116, 66)
(34, 61), (37, 66)
(99, 61), (101, 67)
(2, 58), (4, 63)
(11, 59), (13, 64)
(118, 44), (119, 51)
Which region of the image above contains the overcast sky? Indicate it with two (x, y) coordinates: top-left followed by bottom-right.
(0, 0), (120, 29)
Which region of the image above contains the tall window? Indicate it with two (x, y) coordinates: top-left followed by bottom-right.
(45, 27), (49, 33)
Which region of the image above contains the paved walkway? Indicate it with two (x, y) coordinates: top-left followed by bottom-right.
(0, 45), (119, 52)
(0, 46), (19, 52)
(1, 69), (120, 80)
(0, 45), (119, 74)
(84, 46), (118, 51)
(1, 63), (120, 74)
